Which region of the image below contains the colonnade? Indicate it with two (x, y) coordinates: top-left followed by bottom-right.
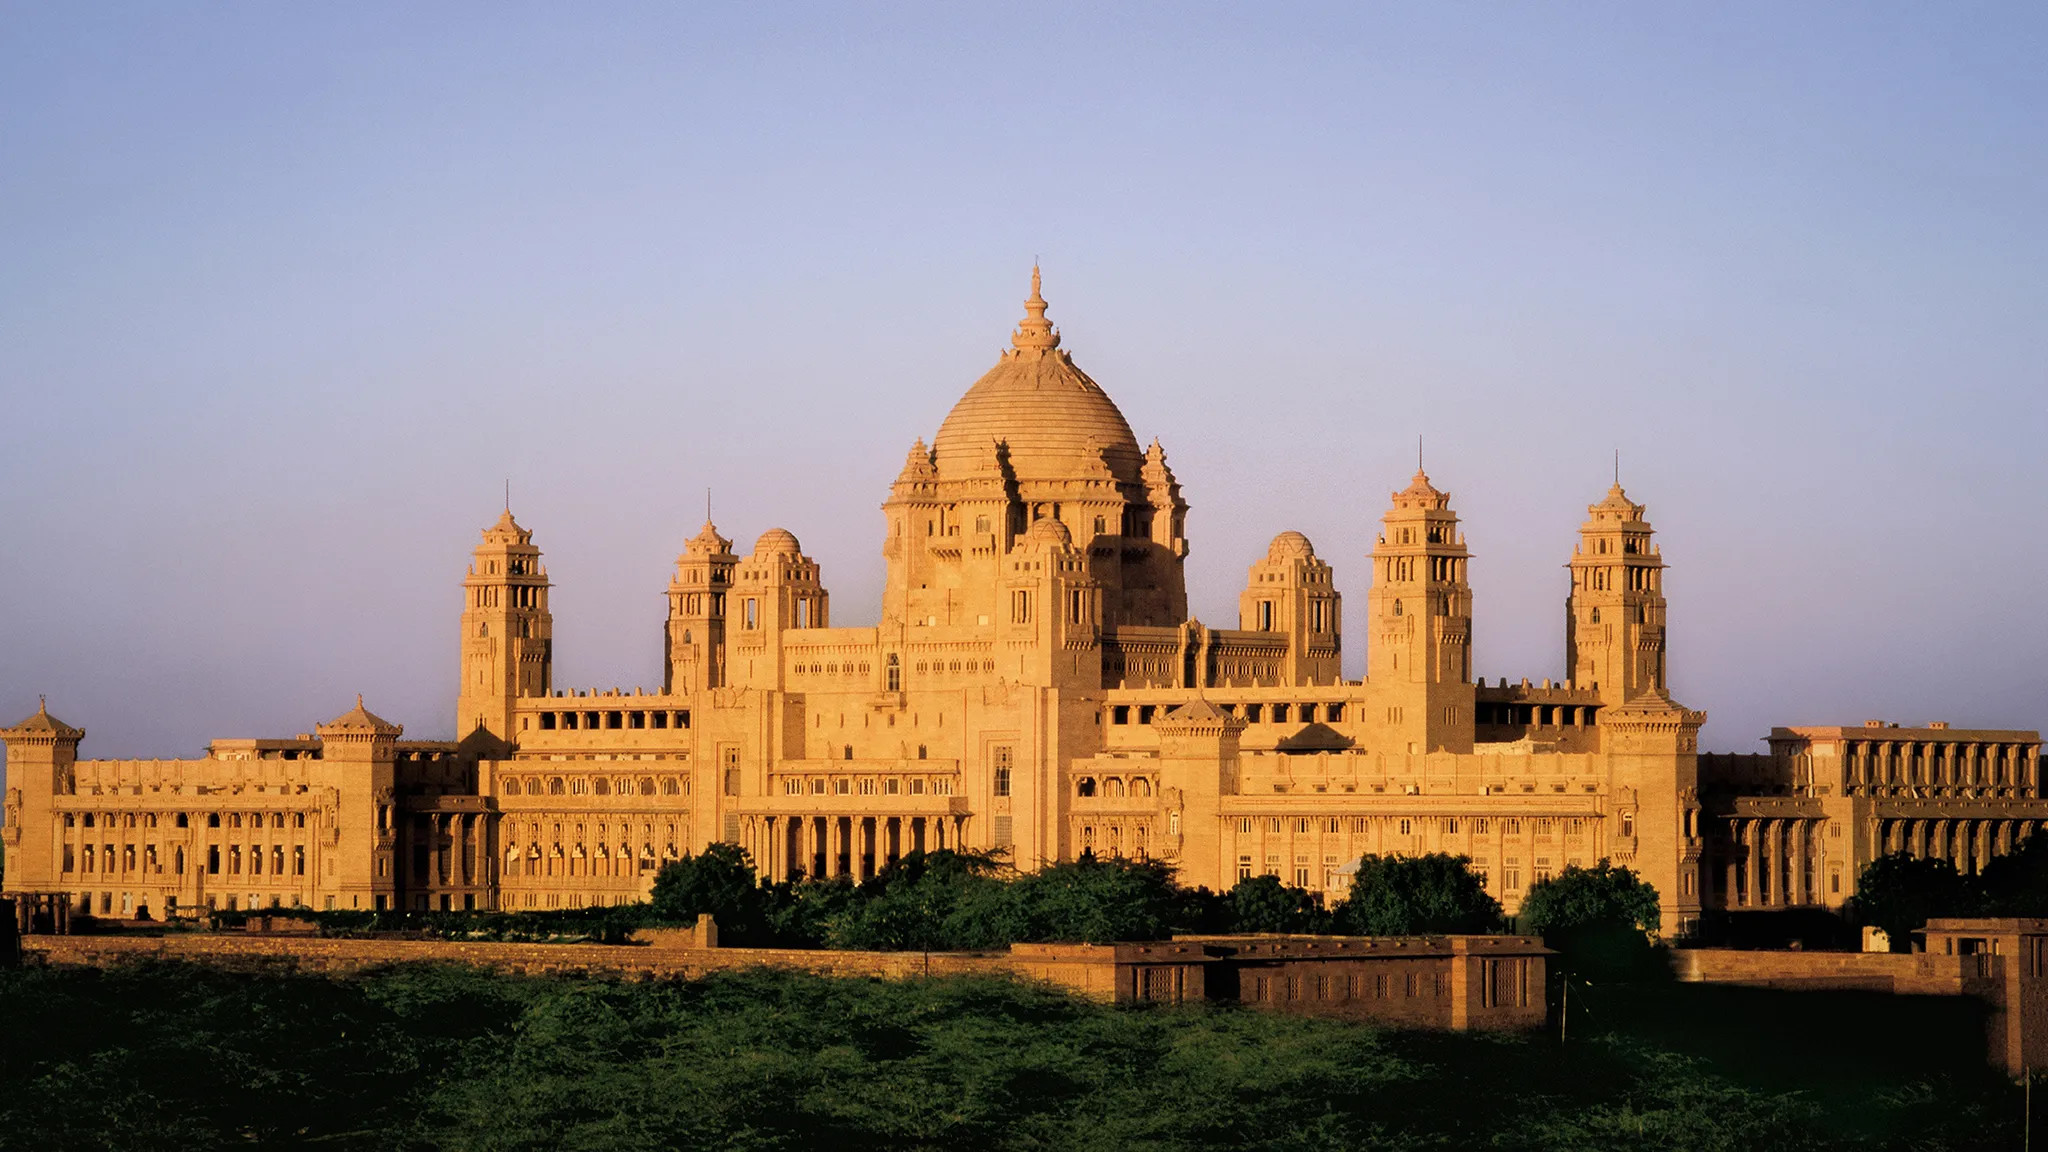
(408, 811), (490, 909)
(1722, 817), (1828, 908)
(1871, 816), (2043, 876)
(1720, 815), (2046, 908)
(743, 814), (969, 883)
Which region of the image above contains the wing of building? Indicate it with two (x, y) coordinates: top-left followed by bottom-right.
(5, 271), (2039, 935)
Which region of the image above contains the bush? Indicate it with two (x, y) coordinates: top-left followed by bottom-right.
(1520, 859), (1661, 979)
(1333, 853), (1504, 936)
(650, 842), (776, 944)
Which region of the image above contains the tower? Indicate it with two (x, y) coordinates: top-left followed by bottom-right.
(457, 510), (552, 751)
(1366, 470), (1474, 753)
(1565, 483), (1667, 705)
(315, 697), (403, 912)
(725, 528), (830, 692)
(665, 521), (737, 695)
(1239, 531), (1341, 686)
(1, 700), (83, 903)
(998, 516), (1103, 688)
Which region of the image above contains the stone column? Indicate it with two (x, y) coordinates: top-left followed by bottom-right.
(1741, 819), (1760, 908)
(1792, 820), (1806, 904)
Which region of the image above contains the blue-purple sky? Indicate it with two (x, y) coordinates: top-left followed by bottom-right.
(4, 4), (2045, 764)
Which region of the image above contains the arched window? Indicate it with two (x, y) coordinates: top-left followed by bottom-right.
(1132, 777), (1152, 798)
(639, 777), (656, 796)
(661, 777), (681, 796)
(503, 778), (521, 796)
(548, 777), (565, 796)
(593, 777), (610, 796)
(886, 654), (901, 692)
(570, 777), (588, 795)
(1106, 777), (1126, 798)
(844, 745), (854, 761)
(1077, 777), (1097, 798)
(918, 744), (928, 760)
(1590, 607), (1601, 624)
(1393, 599), (1403, 617)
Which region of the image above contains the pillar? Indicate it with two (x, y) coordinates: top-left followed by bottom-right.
(1742, 819), (1760, 908)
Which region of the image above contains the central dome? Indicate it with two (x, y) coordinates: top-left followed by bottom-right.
(931, 270), (1144, 485)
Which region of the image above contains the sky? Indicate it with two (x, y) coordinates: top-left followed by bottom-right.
(3, 4), (2045, 767)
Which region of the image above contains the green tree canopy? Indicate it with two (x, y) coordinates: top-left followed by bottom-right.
(1333, 853), (1505, 936)
(826, 849), (1007, 951)
(649, 842), (772, 944)
(1849, 852), (1977, 951)
(1226, 874), (1331, 934)
(1518, 859), (1661, 978)
(1002, 853), (1182, 944)
(1975, 834), (2048, 917)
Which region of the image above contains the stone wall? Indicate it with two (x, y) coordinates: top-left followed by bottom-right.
(20, 930), (1549, 1033)
(21, 933), (1011, 982)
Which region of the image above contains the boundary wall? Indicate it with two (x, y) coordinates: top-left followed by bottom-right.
(20, 929), (1548, 1032)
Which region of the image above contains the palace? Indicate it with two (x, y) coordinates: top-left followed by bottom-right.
(4, 271), (2041, 935)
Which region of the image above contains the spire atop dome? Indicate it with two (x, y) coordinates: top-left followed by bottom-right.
(1011, 264), (1060, 352)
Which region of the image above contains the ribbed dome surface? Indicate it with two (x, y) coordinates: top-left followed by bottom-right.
(931, 271), (1143, 485)
(1267, 531), (1316, 560)
(753, 528), (802, 556)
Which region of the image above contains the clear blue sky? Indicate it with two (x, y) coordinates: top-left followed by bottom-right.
(3, 4), (2044, 761)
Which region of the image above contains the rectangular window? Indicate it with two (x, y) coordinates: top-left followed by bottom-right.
(1237, 855), (1253, 880)
(744, 598), (758, 629)
(1011, 590), (1032, 624)
(993, 746), (1013, 797)
(993, 815), (1014, 848)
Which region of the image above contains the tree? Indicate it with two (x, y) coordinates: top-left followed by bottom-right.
(1975, 834), (2048, 917)
(649, 843), (771, 944)
(827, 849), (1007, 952)
(1849, 852), (1976, 951)
(1003, 853), (1182, 944)
(1518, 859), (1660, 978)
(1333, 854), (1504, 936)
(1227, 874), (1330, 934)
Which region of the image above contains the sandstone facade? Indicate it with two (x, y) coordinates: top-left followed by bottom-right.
(5, 271), (2038, 935)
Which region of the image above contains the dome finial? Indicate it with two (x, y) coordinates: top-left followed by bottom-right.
(1012, 263), (1060, 352)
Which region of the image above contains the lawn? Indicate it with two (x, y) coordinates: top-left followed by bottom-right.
(0, 960), (2022, 1150)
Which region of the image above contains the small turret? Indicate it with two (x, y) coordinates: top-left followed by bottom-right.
(1239, 531), (1341, 686)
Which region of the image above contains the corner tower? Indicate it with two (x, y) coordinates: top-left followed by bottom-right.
(457, 510), (552, 750)
(1, 700), (84, 901)
(1366, 470), (1474, 753)
(1566, 484), (1666, 705)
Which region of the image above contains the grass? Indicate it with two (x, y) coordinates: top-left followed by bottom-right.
(0, 960), (2024, 1150)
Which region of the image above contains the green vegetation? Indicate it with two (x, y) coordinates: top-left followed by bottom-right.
(0, 959), (2020, 1150)
(1848, 842), (2048, 951)
(1520, 861), (1663, 978)
(1336, 853), (1507, 937)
